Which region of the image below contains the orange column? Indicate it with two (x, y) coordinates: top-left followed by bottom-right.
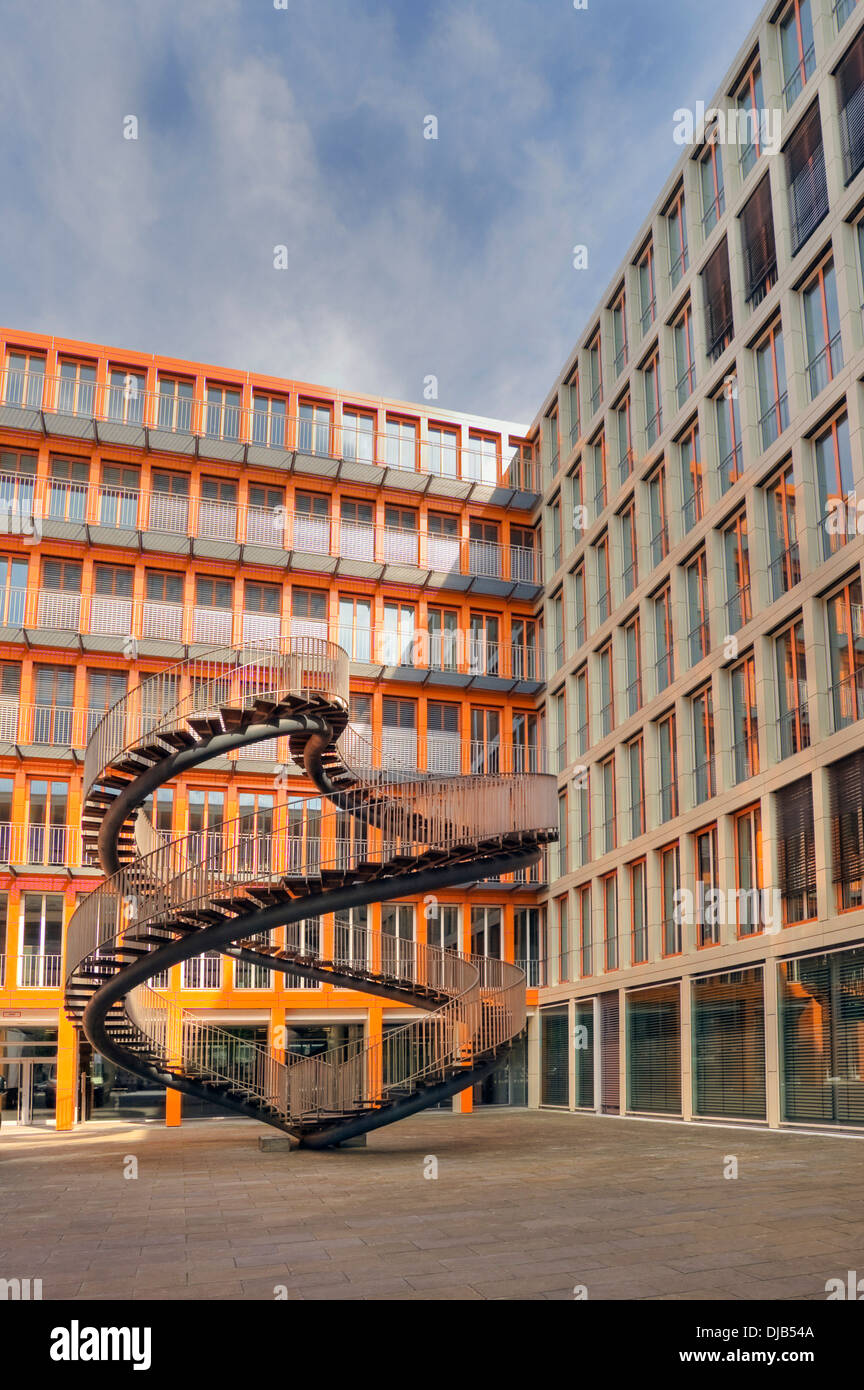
(55, 1009), (78, 1130)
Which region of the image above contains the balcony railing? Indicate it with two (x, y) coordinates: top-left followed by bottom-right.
(650, 523), (668, 569)
(0, 475), (542, 589)
(806, 332), (843, 400)
(718, 444), (741, 494)
(831, 667), (864, 732)
(0, 369), (540, 492)
(759, 393), (789, 450)
(693, 759), (715, 805)
(732, 733), (758, 784)
(0, 821), (84, 867)
(640, 298), (656, 337)
(645, 408), (662, 448)
(618, 448), (634, 485)
(769, 542), (801, 601)
(726, 584), (751, 634)
(659, 781), (676, 823)
(778, 703), (810, 759)
(655, 653), (674, 694)
(682, 487), (703, 531)
(17, 954), (63, 989)
(688, 618), (710, 666)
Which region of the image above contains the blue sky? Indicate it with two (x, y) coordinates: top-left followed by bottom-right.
(0, 0), (760, 422)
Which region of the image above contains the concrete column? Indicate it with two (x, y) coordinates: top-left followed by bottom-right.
(681, 975), (693, 1122)
(764, 959), (781, 1130)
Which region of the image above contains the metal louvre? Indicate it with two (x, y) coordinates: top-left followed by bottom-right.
(692, 967), (766, 1120)
(626, 982), (681, 1115)
(739, 173), (776, 299)
(837, 29), (864, 181)
(600, 991), (620, 1114)
(574, 1000), (594, 1109)
(540, 1003), (569, 1106)
(776, 775), (816, 906)
(829, 750), (864, 887)
(785, 103), (828, 251)
(700, 237), (733, 356)
(780, 946), (864, 1126)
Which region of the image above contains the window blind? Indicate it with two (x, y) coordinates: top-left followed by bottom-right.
(626, 983), (681, 1114)
(692, 967), (766, 1119)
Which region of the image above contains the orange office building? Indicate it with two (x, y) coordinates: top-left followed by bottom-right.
(0, 329), (546, 1130)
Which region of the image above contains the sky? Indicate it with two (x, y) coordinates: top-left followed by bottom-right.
(0, 0), (761, 425)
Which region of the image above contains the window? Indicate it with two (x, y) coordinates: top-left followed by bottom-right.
(837, 26), (864, 182)
(595, 532), (611, 623)
(776, 620), (810, 758)
(513, 710), (540, 775)
(428, 605), (458, 671)
(27, 780), (68, 865)
(637, 242), (656, 335)
(611, 287), (628, 376)
(815, 414), (854, 560)
(686, 549), (710, 665)
(701, 237), (734, 361)
(57, 359), (96, 417)
(827, 575), (864, 731)
(587, 331), (603, 415)
(643, 352), (662, 447)
(590, 433), (607, 515)
(251, 392), (287, 448)
(550, 592), (564, 671)
(557, 793), (569, 878)
(680, 422), (702, 529)
(660, 843), (681, 955)
(468, 517), (498, 578)
(382, 697), (417, 770)
(695, 824), (720, 946)
(466, 432), (498, 484)
(630, 859), (648, 963)
(600, 754), (616, 854)
(723, 511), (751, 632)
(195, 575), (232, 610)
(776, 776), (817, 923)
(766, 464), (800, 599)
(86, 669), (127, 741)
(620, 502), (637, 596)
(4, 349), (45, 408)
(740, 174), (777, 307)
(598, 641), (614, 737)
(342, 408), (376, 463)
(615, 397), (633, 485)
(298, 400), (332, 456)
(673, 302), (695, 407)
(830, 751), (864, 909)
(602, 872), (618, 971)
(547, 408), (560, 474)
(654, 585), (674, 692)
(755, 322), (788, 448)
(199, 476), (237, 541)
(187, 788), (224, 860)
(785, 102), (828, 253)
(549, 497), (562, 572)
(658, 711), (678, 821)
(572, 564), (586, 647)
(0, 663), (20, 741)
(20, 893), (63, 987)
(735, 805), (765, 936)
(624, 614), (642, 715)
(578, 884), (593, 977)
(692, 685), (716, 804)
(715, 377), (742, 492)
(779, 0), (815, 109)
(802, 260), (843, 398)
(382, 602), (417, 668)
(49, 456), (88, 523)
(471, 906), (503, 960)
(666, 188), (688, 289)
(511, 615), (540, 681)
(38, 557), (81, 630)
(699, 140), (725, 235)
(428, 904), (460, 954)
(576, 767), (591, 868)
(338, 594), (372, 663)
(553, 689), (567, 772)
(204, 383), (240, 441)
(737, 63), (765, 176)
(291, 586), (327, 640)
(574, 665), (589, 757)
(648, 465), (668, 566)
(150, 469), (190, 533)
(469, 611), (500, 677)
(426, 510), (460, 573)
(99, 463), (139, 529)
(145, 569), (183, 605)
(567, 368), (582, 448)
(381, 903), (416, 975)
(470, 706), (500, 774)
(106, 368), (145, 425)
(157, 376), (193, 433)
(628, 737), (645, 840)
(731, 654), (759, 782)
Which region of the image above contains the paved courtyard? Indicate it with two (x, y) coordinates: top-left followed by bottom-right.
(1, 1108), (862, 1300)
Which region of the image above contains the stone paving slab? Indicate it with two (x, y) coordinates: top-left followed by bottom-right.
(1, 1109), (863, 1301)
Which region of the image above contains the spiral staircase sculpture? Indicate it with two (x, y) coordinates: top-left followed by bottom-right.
(63, 639), (557, 1147)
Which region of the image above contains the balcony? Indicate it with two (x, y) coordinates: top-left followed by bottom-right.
(0, 369), (541, 493)
(0, 822), (82, 867)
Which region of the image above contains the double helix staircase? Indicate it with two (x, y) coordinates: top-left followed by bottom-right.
(64, 639), (557, 1146)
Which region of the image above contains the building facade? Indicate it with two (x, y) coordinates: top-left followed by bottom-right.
(535, 0), (864, 1131)
(0, 334), (546, 1127)
(4, 0), (864, 1138)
